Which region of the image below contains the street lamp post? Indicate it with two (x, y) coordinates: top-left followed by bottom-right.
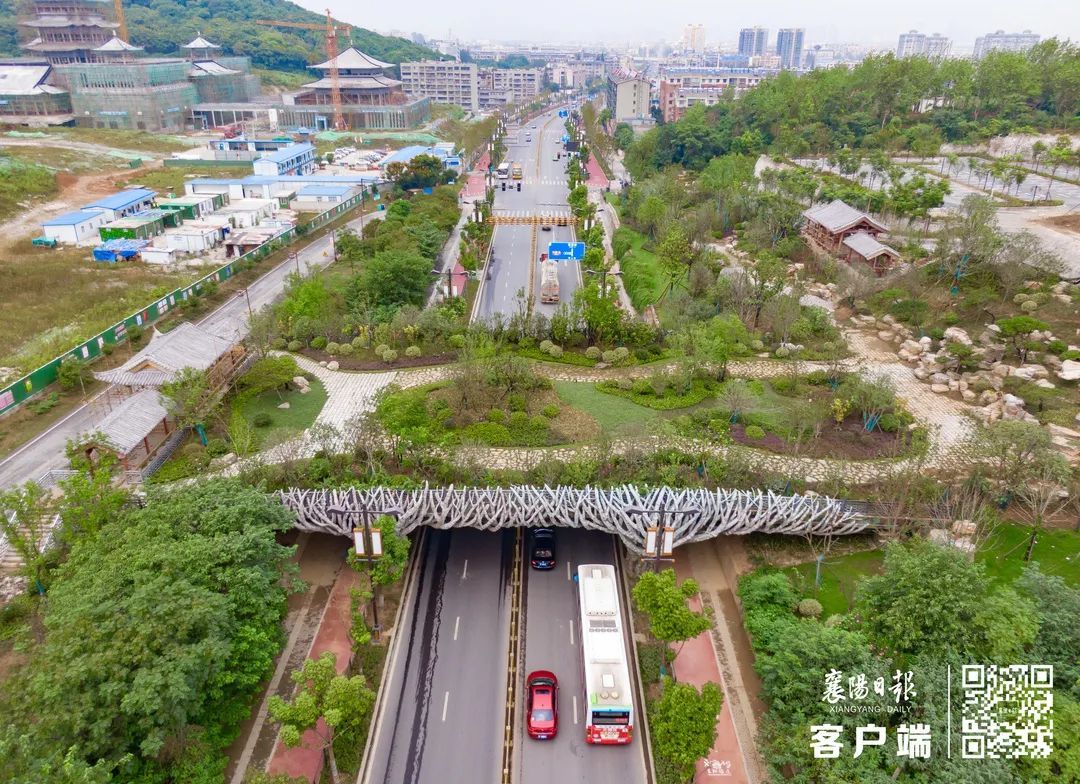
(586, 268), (622, 298)
(431, 268), (455, 300)
(328, 504), (401, 642)
(625, 505), (700, 572)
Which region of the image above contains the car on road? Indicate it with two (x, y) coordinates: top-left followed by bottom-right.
(526, 670), (559, 740)
(553, 152), (560, 161)
(541, 225), (552, 231)
(530, 528), (556, 569)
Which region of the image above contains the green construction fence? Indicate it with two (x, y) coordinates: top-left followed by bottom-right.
(0, 189), (369, 417)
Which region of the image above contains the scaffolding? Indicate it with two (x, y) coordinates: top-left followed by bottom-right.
(54, 59), (197, 131)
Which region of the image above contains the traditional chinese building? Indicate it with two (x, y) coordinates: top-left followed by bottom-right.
(840, 231), (901, 275)
(20, 0), (118, 64)
(801, 200), (887, 252)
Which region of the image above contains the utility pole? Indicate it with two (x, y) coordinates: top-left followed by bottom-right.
(625, 505), (699, 572)
(240, 287), (253, 319)
(329, 504), (401, 642)
(291, 251), (300, 275)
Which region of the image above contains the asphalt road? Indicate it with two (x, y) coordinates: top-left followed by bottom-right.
(474, 109), (581, 321)
(365, 528), (514, 784)
(518, 529), (648, 784)
(0, 209), (383, 490)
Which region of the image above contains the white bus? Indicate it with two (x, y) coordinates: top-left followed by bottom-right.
(577, 564), (634, 745)
(496, 162), (510, 179)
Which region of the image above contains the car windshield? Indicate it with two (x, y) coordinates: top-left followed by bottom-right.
(531, 709), (554, 722)
(533, 548), (552, 558)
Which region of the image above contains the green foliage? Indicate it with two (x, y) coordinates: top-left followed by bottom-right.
(161, 367), (217, 431)
(238, 355), (300, 397)
(744, 424), (766, 440)
(596, 378), (715, 410)
(4, 480), (297, 779)
(268, 652), (375, 777)
(857, 539), (1037, 660)
(649, 679), (724, 782)
(632, 568), (711, 646)
(347, 517), (410, 587)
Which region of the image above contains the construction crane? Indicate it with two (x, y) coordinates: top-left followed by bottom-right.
(256, 10), (352, 131)
(112, 0), (128, 41)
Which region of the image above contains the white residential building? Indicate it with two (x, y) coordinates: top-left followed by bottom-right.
(399, 60), (480, 111)
(973, 30), (1041, 58)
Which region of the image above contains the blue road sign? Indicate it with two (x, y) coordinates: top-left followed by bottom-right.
(559, 109), (568, 117)
(547, 241), (585, 260)
(561, 134), (570, 143)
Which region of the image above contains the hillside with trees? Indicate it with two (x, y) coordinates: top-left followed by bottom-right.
(626, 42), (1080, 176)
(0, 0), (444, 74)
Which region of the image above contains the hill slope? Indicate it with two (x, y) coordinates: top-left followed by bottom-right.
(0, 0), (443, 73)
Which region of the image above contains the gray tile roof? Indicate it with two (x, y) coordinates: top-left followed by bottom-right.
(87, 389), (168, 455)
(93, 321), (236, 388)
(842, 230), (898, 260)
(803, 199), (886, 234)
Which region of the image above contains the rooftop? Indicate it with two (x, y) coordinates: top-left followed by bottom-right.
(803, 199), (886, 234)
(842, 231), (899, 259)
(0, 63), (65, 95)
(301, 75), (401, 90)
(93, 37), (143, 53)
(311, 47), (392, 72)
(258, 143), (315, 164)
(296, 184), (354, 197)
(85, 188), (156, 212)
(182, 34), (221, 50)
(93, 322), (238, 388)
(86, 389), (169, 456)
(42, 208), (105, 226)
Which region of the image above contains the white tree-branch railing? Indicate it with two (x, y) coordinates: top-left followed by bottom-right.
(277, 485), (870, 553)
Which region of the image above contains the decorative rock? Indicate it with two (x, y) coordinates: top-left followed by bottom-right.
(1057, 360), (1080, 381)
(1034, 379), (1056, 389)
(277, 401), (291, 409)
(327, 360), (340, 371)
(1019, 364), (1049, 379)
(877, 330), (895, 342)
(931, 383), (950, 393)
(292, 375), (309, 388)
(979, 390), (998, 405)
(991, 363), (1011, 378)
(913, 367), (931, 380)
(300, 387), (311, 394)
(952, 519), (978, 536)
(980, 345), (1005, 363)
(943, 326), (972, 346)
(319, 361), (327, 367)
(930, 372), (951, 385)
(961, 389), (977, 402)
(209, 453), (237, 471)
(900, 339), (923, 355)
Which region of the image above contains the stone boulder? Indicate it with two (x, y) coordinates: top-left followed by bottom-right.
(327, 360), (340, 371)
(943, 326), (973, 346)
(1057, 360), (1080, 382)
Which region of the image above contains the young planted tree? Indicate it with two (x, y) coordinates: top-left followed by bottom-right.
(269, 652), (376, 784)
(996, 315), (1049, 364)
(0, 480), (56, 591)
(649, 680), (724, 783)
(160, 367), (219, 445)
(632, 568), (711, 676)
(1012, 452), (1075, 561)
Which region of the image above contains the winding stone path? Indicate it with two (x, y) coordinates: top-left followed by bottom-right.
(234, 333), (979, 485)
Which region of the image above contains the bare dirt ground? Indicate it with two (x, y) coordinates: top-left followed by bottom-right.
(1040, 212), (1080, 234)
(0, 161), (162, 250)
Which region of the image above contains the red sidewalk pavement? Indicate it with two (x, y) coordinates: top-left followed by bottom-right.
(584, 155), (609, 189)
(671, 554), (751, 783)
(266, 566), (360, 782)
(463, 171), (486, 200)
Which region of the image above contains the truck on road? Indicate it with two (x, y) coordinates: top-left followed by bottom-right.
(540, 254), (559, 304)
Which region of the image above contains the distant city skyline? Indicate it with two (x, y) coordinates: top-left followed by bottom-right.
(298, 0), (1073, 50)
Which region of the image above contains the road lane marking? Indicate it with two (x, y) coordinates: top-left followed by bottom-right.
(566, 561), (571, 580)
(573, 695), (579, 725)
(442, 691), (450, 722)
(570, 621), (574, 646)
(453, 615), (460, 641)
(462, 559), (469, 580)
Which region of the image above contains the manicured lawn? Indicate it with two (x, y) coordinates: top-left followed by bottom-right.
(235, 379), (327, 446)
(616, 227), (665, 312)
(786, 550), (885, 618)
(553, 380), (660, 436)
(978, 523), (1079, 586)
(785, 523), (1080, 619)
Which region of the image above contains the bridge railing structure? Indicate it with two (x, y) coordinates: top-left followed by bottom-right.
(277, 484), (870, 553)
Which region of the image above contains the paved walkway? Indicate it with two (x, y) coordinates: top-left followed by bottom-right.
(233, 330), (978, 485)
(671, 551), (753, 784)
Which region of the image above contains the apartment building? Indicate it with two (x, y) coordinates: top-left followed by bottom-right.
(973, 30), (1040, 58)
(400, 60), (480, 111)
(776, 28), (805, 70)
(657, 67), (766, 122)
(606, 68), (651, 123)
(738, 27), (768, 57)
(897, 30), (952, 59)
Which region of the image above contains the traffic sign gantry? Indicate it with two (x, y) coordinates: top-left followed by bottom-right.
(547, 241), (586, 260)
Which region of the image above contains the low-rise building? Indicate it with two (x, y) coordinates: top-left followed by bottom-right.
(215, 198), (275, 228)
(156, 193), (226, 221)
(84, 188), (157, 221)
(290, 184), (358, 210)
(252, 142), (316, 176)
(841, 231), (901, 275)
(40, 208), (109, 245)
(99, 209), (166, 242)
(0, 61), (72, 125)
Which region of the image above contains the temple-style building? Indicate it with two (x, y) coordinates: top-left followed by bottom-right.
(19, 0), (117, 63)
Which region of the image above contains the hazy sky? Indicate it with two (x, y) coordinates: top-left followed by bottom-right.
(299, 0), (1077, 50)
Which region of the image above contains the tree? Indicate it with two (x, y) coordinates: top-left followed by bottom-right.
(841, 372), (895, 431)
(856, 538), (1036, 660)
(744, 255), (787, 329)
(238, 355), (302, 399)
(268, 652), (375, 784)
(0, 480), (56, 590)
(684, 314), (750, 382)
(718, 379), (755, 423)
(160, 367), (218, 445)
(354, 248), (433, 311)
(996, 315), (1050, 364)
(657, 225), (694, 296)
(1017, 565), (1080, 696)
(1012, 451), (1075, 561)
(56, 451), (130, 546)
(649, 680), (723, 782)
(6, 480), (297, 778)
(57, 356), (90, 395)
(973, 419), (1055, 494)
(632, 568), (711, 670)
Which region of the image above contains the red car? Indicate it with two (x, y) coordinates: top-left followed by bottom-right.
(526, 670), (559, 740)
